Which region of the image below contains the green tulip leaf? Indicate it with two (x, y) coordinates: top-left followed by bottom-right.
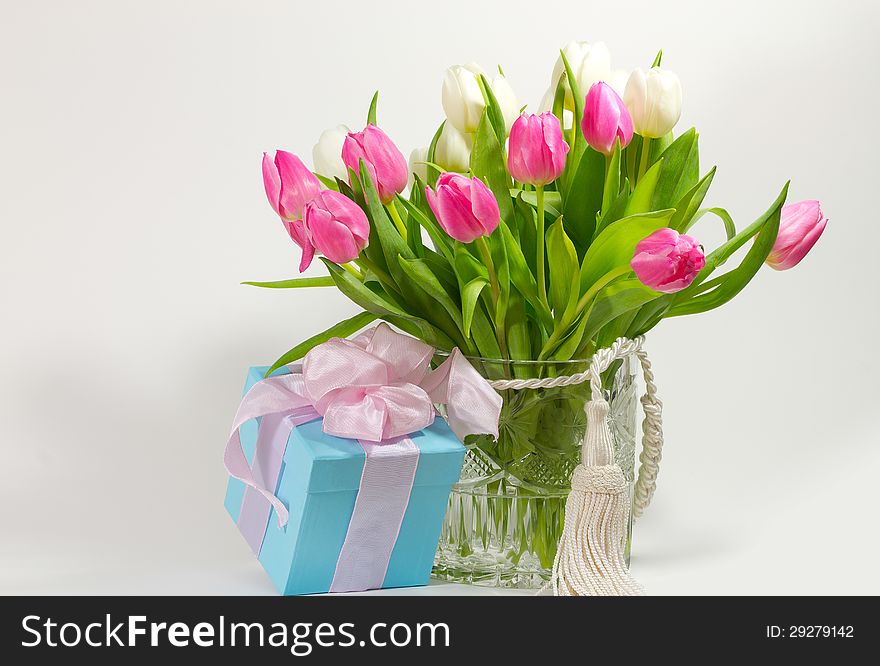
(398, 189), (454, 261)
(505, 292), (535, 375)
(367, 90), (379, 125)
(425, 121), (445, 188)
(470, 111), (513, 223)
(315, 174), (340, 190)
(681, 205), (736, 240)
(397, 256), (464, 331)
(461, 277), (489, 338)
(546, 216), (579, 322)
(561, 146), (605, 253)
(454, 243), (489, 283)
(499, 221), (553, 331)
(583, 279), (662, 344)
(265, 311), (378, 377)
(625, 157), (664, 216)
(594, 181), (632, 236)
(512, 189), (563, 215)
(669, 166), (717, 232)
(359, 161), (413, 265)
(559, 49), (586, 192)
(651, 128), (700, 210)
(668, 183), (789, 316)
(322, 259), (457, 351)
(419, 247), (458, 291)
(468, 304), (503, 360)
(601, 142), (622, 216)
(579, 208), (676, 292)
(242, 276), (335, 289)
(477, 74), (508, 147)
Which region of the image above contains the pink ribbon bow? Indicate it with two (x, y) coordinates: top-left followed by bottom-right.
(224, 323), (502, 532)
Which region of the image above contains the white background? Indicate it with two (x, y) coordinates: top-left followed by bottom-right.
(2, 0), (878, 595)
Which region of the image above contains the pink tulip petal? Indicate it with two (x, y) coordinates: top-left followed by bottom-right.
(274, 150), (321, 220)
(632, 228), (705, 293)
(299, 239), (315, 273)
(302, 190), (369, 265)
(261, 152), (282, 216)
(766, 200), (827, 271)
(469, 178), (500, 234)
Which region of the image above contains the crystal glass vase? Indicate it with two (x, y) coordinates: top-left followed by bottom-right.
(432, 354), (638, 588)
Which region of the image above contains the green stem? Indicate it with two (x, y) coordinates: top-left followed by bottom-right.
(475, 237), (500, 303)
(342, 263), (363, 279)
(535, 185), (549, 310)
(355, 256), (396, 292)
(475, 236), (508, 358)
(385, 202), (408, 240)
(572, 265), (631, 317)
(538, 265), (631, 360)
(637, 135), (652, 183)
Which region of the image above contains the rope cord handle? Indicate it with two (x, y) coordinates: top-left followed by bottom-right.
(486, 336), (663, 518)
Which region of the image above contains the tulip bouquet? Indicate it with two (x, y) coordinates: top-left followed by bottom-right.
(250, 42), (826, 582)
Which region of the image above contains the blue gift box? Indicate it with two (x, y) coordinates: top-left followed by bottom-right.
(224, 366), (465, 595)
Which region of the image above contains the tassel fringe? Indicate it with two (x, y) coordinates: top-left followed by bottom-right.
(551, 397), (644, 596)
(551, 464), (643, 596)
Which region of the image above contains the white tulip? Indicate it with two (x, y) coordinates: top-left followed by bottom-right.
(312, 124), (351, 181)
(408, 147), (428, 187)
(623, 67), (682, 138)
(538, 86), (555, 113)
(442, 63), (520, 135)
(442, 63), (486, 134)
(490, 72), (520, 134)
(550, 40), (612, 111)
(537, 85), (573, 130)
(435, 122), (473, 173)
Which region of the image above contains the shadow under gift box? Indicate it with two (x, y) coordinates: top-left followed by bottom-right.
(224, 366), (466, 595)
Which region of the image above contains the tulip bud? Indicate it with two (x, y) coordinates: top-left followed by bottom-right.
(623, 67), (682, 138)
(408, 147), (429, 187)
(442, 63), (520, 135)
(435, 122), (473, 173)
(341, 125), (409, 204)
(425, 173), (500, 243)
(507, 112), (569, 186)
(442, 63), (486, 134)
(550, 41), (612, 112)
(262, 150), (322, 273)
(303, 190), (370, 266)
(262, 150), (321, 222)
(766, 200), (828, 271)
(312, 124), (351, 181)
(631, 228), (705, 293)
(490, 72), (520, 134)
(581, 82), (634, 155)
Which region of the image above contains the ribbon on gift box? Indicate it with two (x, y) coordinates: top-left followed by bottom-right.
(223, 323), (502, 593)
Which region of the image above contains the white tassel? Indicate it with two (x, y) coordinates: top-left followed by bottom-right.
(551, 397), (644, 596)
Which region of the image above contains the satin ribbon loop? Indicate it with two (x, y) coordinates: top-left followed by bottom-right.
(224, 323), (503, 535)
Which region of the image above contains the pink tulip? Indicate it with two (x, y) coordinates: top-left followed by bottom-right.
(341, 125), (409, 204)
(303, 190), (370, 266)
(631, 228), (705, 293)
(262, 150), (322, 273)
(766, 200), (827, 271)
(581, 82), (634, 155)
(425, 173), (500, 243)
(507, 112), (569, 186)
(262, 150), (321, 221)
